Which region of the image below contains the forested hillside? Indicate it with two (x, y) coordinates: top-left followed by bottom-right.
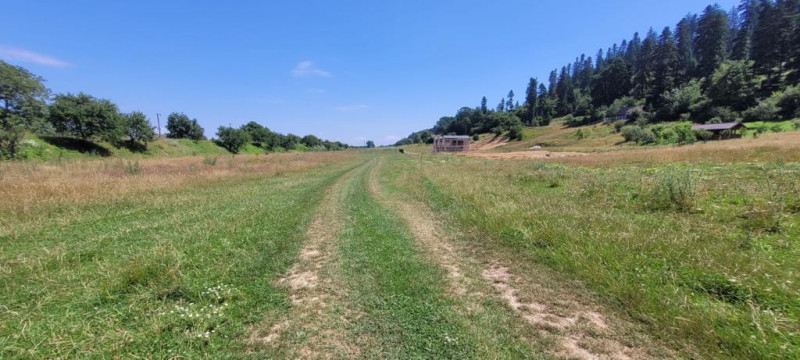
(397, 0), (800, 146)
(0, 62), (348, 160)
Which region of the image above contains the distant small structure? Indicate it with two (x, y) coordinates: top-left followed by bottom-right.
(604, 105), (646, 123)
(433, 135), (470, 153)
(691, 122), (744, 140)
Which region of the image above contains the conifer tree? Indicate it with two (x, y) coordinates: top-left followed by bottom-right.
(556, 66), (574, 115)
(480, 96), (488, 114)
(626, 32), (642, 70)
(595, 49), (605, 70)
(676, 15), (699, 84)
(522, 78), (538, 125)
(695, 5), (730, 81)
(731, 0), (762, 61)
(652, 27), (680, 106)
(634, 29), (657, 99)
(548, 70), (559, 100)
(506, 90), (515, 110)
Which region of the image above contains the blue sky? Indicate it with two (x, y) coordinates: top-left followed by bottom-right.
(2, 0), (738, 146)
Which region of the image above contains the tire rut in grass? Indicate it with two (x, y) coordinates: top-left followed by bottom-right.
(248, 162), (368, 358)
(369, 158), (670, 360)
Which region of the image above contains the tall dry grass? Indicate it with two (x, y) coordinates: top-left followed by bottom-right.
(554, 132), (800, 166)
(0, 152), (355, 217)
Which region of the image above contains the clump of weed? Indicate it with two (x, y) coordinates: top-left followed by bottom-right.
(202, 156), (217, 166)
(687, 273), (751, 305)
(111, 247), (182, 297)
(124, 160), (142, 175)
(645, 169), (697, 212)
(741, 167), (796, 233)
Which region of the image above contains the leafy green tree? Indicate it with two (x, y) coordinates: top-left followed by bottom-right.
(0, 60), (49, 130)
(301, 134), (323, 148)
(165, 112), (204, 140)
(216, 126), (250, 153)
(283, 134), (301, 149)
(0, 61), (49, 158)
(707, 60), (761, 111)
(123, 111), (155, 149)
(774, 85), (800, 119)
(241, 121), (279, 149)
(49, 93), (123, 143)
(656, 79), (709, 121)
(365, 140), (375, 148)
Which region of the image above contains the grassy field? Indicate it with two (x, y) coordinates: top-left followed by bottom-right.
(2, 136), (799, 359)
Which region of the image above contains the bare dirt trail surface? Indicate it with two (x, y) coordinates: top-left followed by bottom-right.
(368, 158), (673, 360)
(248, 162), (370, 358)
(462, 151), (589, 160)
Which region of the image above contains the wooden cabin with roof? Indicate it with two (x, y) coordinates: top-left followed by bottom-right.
(433, 135), (470, 153)
(691, 122), (744, 140)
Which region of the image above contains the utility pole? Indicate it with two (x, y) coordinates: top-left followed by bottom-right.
(156, 113), (162, 138)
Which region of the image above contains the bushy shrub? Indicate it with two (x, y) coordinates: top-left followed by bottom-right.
(660, 128), (679, 144)
(794, 120), (800, 130)
(675, 123), (697, 145)
(621, 125), (655, 144)
(629, 109), (648, 126)
(694, 129), (714, 141)
(508, 124), (524, 141)
(743, 98), (780, 122)
(612, 120), (627, 133)
(472, 134), (480, 141)
(647, 170), (697, 212)
(776, 85), (800, 120)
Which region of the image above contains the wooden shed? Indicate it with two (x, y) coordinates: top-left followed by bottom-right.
(433, 135), (470, 153)
(691, 122), (744, 140)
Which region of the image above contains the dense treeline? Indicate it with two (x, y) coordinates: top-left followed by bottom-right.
(0, 61), (346, 159)
(397, 1), (800, 146)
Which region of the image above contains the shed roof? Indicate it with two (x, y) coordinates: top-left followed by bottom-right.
(691, 122), (743, 131)
(439, 135), (471, 139)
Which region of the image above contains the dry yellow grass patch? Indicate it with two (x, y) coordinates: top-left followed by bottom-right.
(0, 152), (355, 216)
(554, 132), (800, 166)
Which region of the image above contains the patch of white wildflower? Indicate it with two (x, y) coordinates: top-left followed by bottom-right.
(158, 284), (237, 342)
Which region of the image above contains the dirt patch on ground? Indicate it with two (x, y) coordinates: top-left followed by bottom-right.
(471, 134), (510, 151)
(248, 165), (364, 358)
(462, 150), (589, 160)
(482, 265), (648, 360)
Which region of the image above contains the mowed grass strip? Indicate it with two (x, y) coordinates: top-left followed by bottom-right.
(333, 163), (479, 359)
(0, 159), (362, 359)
